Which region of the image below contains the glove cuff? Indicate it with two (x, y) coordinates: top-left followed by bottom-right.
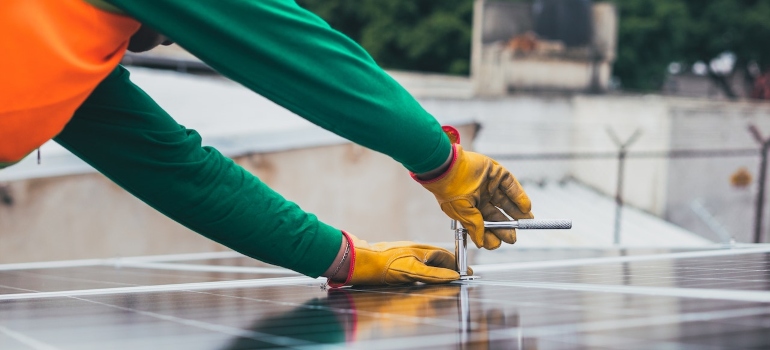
(327, 230), (356, 288)
(409, 125), (460, 184)
(409, 143), (458, 184)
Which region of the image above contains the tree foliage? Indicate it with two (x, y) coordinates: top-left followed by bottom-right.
(296, 0), (473, 75)
(297, 0), (770, 96)
(612, 0), (689, 91)
(614, 0), (770, 95)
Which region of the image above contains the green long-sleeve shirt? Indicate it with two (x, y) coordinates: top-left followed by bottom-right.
(107, 0), (451, 173)
(54, 0), (451, 277)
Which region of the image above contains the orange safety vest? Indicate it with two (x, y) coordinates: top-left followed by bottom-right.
(0, 0), (140, 163)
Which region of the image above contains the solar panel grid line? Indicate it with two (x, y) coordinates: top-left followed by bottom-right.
(115, 251), (244, 263)
(465, 279), (770, 303)
(6, 269), (140, 289)
(73, 265), (252, 283)
(491, 274), (768, 292)
(0, 251), (245, 272)
(0, 259), (107, 272)
(0, 277), (320, 301)
(472, 246), (770, 272)
(478, 244), (739, 250)
(0, 267), (254, 295)
(502, 269), (766, 285)
(0, 325), (60, 350)
(116, 261), (297, 275)
(1, 266), (250, 295)
(488, 254), (770, 290)
(0, 263), (308, 295)
(0, 284), (37, 294)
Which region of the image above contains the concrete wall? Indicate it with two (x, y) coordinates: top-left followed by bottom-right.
(570, 95), (672, 216)
(0, 126), (477, 263)
(420, 93), (770, 243)
(0, 174), (227, 263)
(664, 99), (770, 243)
(570, 97), (770, 242)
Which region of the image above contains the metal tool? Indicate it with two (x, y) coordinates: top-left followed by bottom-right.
(453, 219), (573, 280)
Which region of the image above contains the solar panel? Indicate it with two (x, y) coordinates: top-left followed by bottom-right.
(2, 246), (770, 349)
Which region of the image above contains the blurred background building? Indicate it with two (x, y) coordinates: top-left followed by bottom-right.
(472, 0), (617, 95)
(3, 0), (770, 262)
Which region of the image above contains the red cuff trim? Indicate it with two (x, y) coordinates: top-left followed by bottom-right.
(328, 230), (355, 288)
(410, 143), (458, 184)
(442, 125), (461, 144)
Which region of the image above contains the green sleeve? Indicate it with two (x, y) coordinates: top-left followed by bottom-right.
(105, 0), (451, 174)
(54, 66), (341, 277)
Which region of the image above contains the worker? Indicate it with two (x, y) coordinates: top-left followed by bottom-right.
(1, 0), (533, 287)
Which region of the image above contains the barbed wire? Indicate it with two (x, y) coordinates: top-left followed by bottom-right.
(488, 148), (759, 160)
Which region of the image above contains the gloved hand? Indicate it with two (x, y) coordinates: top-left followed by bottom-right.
(413, 126), (533, 250)
(330, 232), (471, 287)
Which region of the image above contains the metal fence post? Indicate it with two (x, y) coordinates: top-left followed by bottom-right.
(607, 128), (642, 246)
(749, 125), (770, 243)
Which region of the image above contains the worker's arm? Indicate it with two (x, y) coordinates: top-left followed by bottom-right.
(55, 66), (461, 283)
(55, 66), (342, 277)
(105, 0), (451, 174)
(102, 0), (532, 249)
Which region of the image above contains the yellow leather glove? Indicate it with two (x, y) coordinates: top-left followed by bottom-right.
(332, 232), (471, 286)
(413, 127), (533, 250)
